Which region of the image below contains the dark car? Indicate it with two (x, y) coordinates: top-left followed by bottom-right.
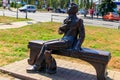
(55, 8), (66, 13)
(19, 5), (36, 13)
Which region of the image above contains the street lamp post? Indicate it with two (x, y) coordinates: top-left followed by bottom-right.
(118, 20), (120, 29)
(25, 0), (28, 19)
(16, 0), (18, 19)
(25, 9), (28, 19)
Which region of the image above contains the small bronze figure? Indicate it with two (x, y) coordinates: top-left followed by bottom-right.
(27, 3), (85, 74)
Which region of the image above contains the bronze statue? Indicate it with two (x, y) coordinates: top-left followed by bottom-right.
(27, 3), (85, 74)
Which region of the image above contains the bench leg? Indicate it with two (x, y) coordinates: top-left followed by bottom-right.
(89, 62), (107, 80)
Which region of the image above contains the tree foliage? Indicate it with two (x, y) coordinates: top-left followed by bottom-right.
(0, 0), (95, 10)
(19, 0), (94, 9)
(98, 0), (117, 16)
(79, 0), (93, 9)
(47, 0), (69, 9)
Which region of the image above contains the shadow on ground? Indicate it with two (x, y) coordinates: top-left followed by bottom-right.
(28, 67), (112, 80)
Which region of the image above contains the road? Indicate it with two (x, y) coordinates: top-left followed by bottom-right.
(0, 9), (119, 29)
(0, 9), (53, 22)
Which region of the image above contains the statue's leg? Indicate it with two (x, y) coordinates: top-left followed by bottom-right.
(28, 39), (59, 65)
(27, 45), (47, 72)
(33, 39), (59, 71)
(44, 40), (71, 50)
(27, 40), (70, 73)
(43, 40), (70, 74)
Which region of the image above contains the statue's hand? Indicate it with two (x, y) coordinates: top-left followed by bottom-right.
(58, 24), (67, 34)
(58, 30), (64, 34)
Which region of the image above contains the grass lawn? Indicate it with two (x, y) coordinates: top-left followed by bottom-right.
(0, 16), (30, 24)
(0, 22), (120, 71)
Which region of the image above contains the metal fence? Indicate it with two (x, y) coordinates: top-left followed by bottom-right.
(51, 14), (67, 22)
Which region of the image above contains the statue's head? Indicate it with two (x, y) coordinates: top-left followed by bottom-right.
(67, 3), (78, 15)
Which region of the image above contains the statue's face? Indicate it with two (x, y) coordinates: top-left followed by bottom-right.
(67, 3), (78, 15)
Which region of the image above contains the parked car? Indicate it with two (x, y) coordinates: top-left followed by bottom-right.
(78, 9), (88, 15)
(47, 7), (53, 11)
(55, 8), (67, 13)
(19, 5), (36, 13)
(103, 12), (120, 21)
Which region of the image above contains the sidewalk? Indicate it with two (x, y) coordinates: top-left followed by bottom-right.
(0, 58), (120, 80)
(0, 20), (38, 80)
(0, 21), (37, 29)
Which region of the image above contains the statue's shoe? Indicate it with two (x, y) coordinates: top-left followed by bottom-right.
(26, 65), (45, 73)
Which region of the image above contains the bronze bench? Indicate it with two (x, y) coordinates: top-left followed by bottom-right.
(27, 40), (111, 80)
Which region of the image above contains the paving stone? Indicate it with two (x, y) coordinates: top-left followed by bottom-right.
(0, 58), (119, 80)
(0, 77), (10, 80)
(113, 71), (120, 80)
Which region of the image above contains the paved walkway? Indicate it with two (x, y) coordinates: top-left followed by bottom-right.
(0, 58), (120, 80)
(0, 21), (37, 29)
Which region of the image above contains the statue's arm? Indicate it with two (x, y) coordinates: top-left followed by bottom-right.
(75, 19), (85, 50)
(58, 24), (67, 34)
(58, 18), (71, 34)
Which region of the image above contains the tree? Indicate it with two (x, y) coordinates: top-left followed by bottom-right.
(37, 0), (44, 9)
(51, 0), (59, 9)
(99, 0), (117, 16)
(59, 0), (69, 9)
(6, 0), (97, 10)
(79, 0), (92, 9)
(47, 0), (68, 9)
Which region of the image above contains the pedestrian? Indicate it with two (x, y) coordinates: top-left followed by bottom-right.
(89, 7), (94, 19)
(83, 8), (88, 18)
(96, 11), (99, 18)
(2, 0), (7, 9)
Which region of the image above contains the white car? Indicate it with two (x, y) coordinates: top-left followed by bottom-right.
(78, 9), (88, 15)
(19, 5), (36, 13)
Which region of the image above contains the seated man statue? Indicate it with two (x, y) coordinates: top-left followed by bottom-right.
(27, 3), (85, 74)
